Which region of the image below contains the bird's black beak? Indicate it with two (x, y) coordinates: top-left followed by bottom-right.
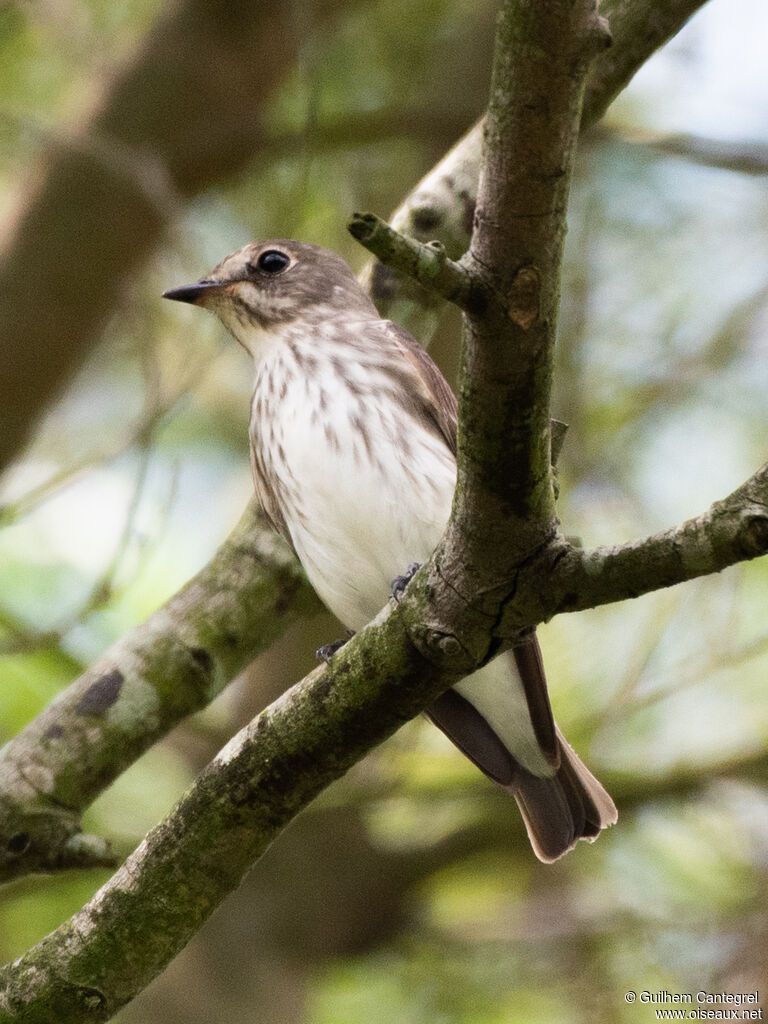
(162, 280), (224, 305)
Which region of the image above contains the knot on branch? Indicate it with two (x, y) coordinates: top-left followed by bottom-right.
(424, 631), (463, 660)
(403, 606), (479, 674)
(586, 14), (613, 59)
(737, 509), (768, 557)
(396, 562), (488, 676)
(507, 266), (540, 330)
(425, 239), (447, 267)
(0, 798), (116, 882)
(76, 986), (107, 1013)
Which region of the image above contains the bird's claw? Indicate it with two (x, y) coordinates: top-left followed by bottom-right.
(316, 629), (355, 663)
(391, 562), (421, 602)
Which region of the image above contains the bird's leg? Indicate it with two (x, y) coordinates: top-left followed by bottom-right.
(316, 628), (356, 663)
(317, 561), (421, 661)
(391, 562), (421, 602)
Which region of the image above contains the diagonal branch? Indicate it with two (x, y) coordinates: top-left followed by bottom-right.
(0, 503), (320, 883)
(0, 592), (475, 1023)
(24, 441), (765, 1017)
(539, 463), (768, 618)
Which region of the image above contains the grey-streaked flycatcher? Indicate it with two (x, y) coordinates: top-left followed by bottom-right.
(164, 239), (617, 861)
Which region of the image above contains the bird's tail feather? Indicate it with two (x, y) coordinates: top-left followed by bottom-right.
(427, 679), (617, 862)
(508, 727), (617, 862)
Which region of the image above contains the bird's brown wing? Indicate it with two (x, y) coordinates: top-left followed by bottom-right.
(249, 431), (293, 545)
(386, 322), (458, 456)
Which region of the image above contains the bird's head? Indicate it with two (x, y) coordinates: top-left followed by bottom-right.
(163, 239), (377, 353)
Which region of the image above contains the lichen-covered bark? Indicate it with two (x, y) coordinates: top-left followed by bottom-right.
(3, 462), (767, 1018)
(0, 596), (473, 1024)
(0, 503), (319, 882)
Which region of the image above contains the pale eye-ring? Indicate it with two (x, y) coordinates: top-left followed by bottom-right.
(252, 249), (291, 275)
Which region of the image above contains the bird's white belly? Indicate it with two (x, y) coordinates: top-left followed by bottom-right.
(250, 356), (552, 776)
(258, 378), (456, 630)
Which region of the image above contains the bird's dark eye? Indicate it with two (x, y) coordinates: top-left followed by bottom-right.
(255, 249), (291, 275)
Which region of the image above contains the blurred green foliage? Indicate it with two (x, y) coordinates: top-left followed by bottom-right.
(1, 0), (767, 1021)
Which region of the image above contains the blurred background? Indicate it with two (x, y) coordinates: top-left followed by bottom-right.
(1, 0), (767, 1021)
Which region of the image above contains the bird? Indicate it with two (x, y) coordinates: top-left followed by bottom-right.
(164, 239), (617, 861)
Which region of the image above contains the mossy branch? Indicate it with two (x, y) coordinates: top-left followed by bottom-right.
(0, 503), (319, 884)
(0, 585), (475, 1023)
(348, 212), (480, 312)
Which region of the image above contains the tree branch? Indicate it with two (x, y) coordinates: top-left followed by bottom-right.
(437, 0), (609, 614)
(0, 591), (475, 1023)
(539, 462), (768, 618)
(366, 0), (711, 336)
(0, 503), (319, 883)
(348, 212), (480, 312)
(598, 124), (768, 177)
(581, 0), (712, 127)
